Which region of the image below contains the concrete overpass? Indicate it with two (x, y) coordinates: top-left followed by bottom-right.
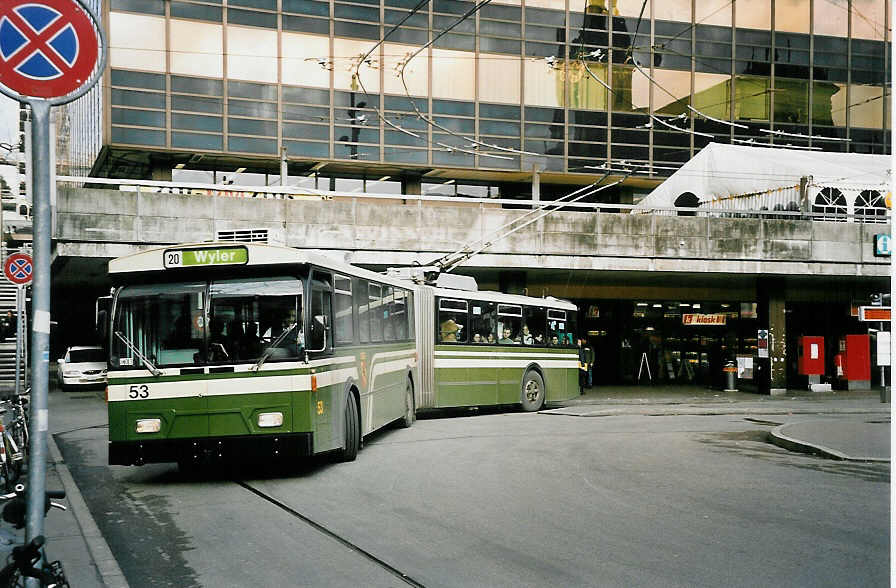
(50, 185), (890, 391)
(54, 185), (888, 286)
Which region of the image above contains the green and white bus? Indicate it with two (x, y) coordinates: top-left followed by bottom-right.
(106, 242), (417, 466)
(413, 283), (580, 412)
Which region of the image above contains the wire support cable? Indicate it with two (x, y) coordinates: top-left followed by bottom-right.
(349, 0), (432, 140)
(394, 0), (539, 159)
(435, 170), (633, 273)
(759, 128), (851, 143)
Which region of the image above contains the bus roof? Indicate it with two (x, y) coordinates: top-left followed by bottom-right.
(108, 242), (416, 290)
(428, 285), (577, 311)
(109, 243), (577, 311)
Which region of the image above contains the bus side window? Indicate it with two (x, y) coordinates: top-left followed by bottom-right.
(470, 301), (496, 344)
(438, 299), (468, 343)
(333, 275), (353, 346)
(524, 306), (546, 346)
(547, 309), (567, 346)
(310, 278), (332, 352)
(497, 304), (522, 344)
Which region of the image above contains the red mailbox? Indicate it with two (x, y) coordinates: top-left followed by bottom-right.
(798, 336), (825, 375)
(840, 334), (871, 389)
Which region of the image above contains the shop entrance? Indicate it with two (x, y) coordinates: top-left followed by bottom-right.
(577, 300), (758, 388)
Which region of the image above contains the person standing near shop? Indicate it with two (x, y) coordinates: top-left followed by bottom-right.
(582, 338), (595, 388)
(577, 338), (592, 393)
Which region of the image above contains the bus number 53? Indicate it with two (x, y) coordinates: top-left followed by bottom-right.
(129, 385), (149, 399)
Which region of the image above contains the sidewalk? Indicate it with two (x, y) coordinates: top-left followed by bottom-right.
(546, 384), (891, 462)
(43, 387), (128, 588)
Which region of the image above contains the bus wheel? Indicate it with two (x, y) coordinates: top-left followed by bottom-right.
(520, 371), (545, 412)
(400, 379), (415, 428)
(339, 393), (360, 462)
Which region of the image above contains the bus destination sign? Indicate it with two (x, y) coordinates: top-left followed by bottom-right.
(164, 246), (248, 268)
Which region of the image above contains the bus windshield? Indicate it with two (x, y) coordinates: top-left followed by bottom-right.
(112, 277), (303, 369)
(208, 277), (303, 363)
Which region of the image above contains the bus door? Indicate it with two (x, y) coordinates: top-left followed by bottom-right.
(308, 271), (335, 450)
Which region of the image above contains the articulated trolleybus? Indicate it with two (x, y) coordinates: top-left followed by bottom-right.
(106, 242), (580, 467)
(106, 242), (417, 467)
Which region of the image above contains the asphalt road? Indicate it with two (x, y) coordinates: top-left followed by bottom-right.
(54, 400), (889, 588)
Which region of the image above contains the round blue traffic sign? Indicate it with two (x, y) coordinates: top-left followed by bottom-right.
(3, 252), (32, 285)
(0, 0), (102, 102)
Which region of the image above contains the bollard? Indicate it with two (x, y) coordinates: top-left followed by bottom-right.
(723, 361), (738, 392)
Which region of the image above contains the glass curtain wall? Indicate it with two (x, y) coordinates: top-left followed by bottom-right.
(100, 0), (889, 180)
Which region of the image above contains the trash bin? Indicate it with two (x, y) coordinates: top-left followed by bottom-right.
(723, 361), (738, 392)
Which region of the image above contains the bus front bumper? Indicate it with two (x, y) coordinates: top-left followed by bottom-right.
(108, 432), (314, 466)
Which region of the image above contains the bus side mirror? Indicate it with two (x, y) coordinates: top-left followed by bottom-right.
(96, 310), (108, 340)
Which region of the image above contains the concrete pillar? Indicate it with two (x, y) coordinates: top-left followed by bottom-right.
(531, 166), (540, 204)
(150, 163), (172, 181)
(758, 277), (787, 394)
(404, 175), (422, 196)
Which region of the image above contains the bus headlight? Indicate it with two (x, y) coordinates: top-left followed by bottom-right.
(257, 412), (283, 428)
(135, 419), (161, 433)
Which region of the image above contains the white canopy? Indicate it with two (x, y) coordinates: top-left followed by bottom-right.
(637, 142), (890, 210)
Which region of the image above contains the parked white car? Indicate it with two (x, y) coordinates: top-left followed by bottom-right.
(57, 346), (107, 389)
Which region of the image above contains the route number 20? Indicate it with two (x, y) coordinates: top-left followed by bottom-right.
(129, 384), (150, 399)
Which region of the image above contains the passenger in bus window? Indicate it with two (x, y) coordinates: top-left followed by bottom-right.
(473, 333), (483, 343)
(440, 317), (459, 342)
(550, 335), (559, 346)
(498, 328), (514, 344)
(487, 333), (496, 344)
(241, 322), (261, 358)
(521, 325), (534, 345)
(227, 319), (244, 359)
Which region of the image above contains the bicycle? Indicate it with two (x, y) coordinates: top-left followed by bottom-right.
(0, 536), (68, 587)
(0, 485), (69, 588)
(0, 395), (28, 493)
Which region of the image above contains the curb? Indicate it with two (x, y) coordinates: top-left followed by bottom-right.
(767, 424), (890, 463)
(48, 435), (130, 588)
(541, 406), (892, 418)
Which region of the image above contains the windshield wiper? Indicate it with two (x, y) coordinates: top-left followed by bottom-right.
(251, 322), (297, 373)
(114, 331), (162, 377)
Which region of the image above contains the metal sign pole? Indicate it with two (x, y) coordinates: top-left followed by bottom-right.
(0, 2), (108, 578)
(14, 286), (21, 396)
(25, 99), (51, 556)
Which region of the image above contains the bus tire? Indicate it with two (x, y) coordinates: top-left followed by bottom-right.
(339, 393), (360, 462)
(520, 370), (545, 412)
(400, 378), (415, 428)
